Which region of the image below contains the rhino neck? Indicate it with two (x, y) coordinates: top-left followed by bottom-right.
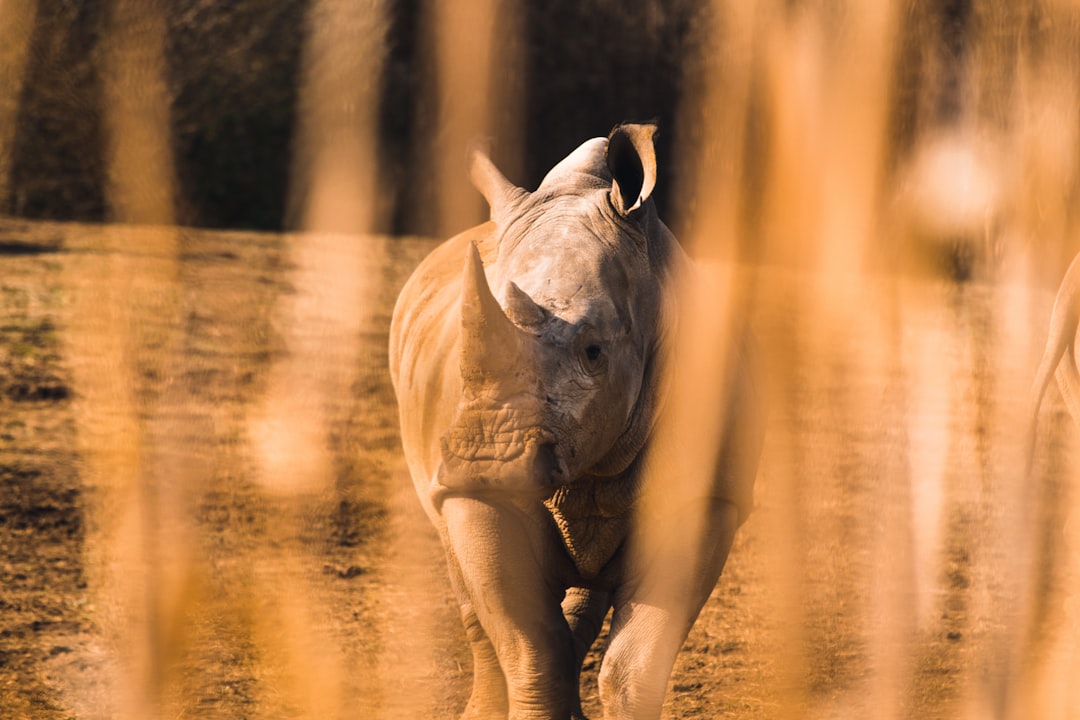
(544, 456), (646, 580)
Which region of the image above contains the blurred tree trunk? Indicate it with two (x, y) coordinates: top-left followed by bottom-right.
(5, 0), (108, 221)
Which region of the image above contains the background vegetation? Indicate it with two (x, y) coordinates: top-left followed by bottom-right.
(4, 0), (710, 235)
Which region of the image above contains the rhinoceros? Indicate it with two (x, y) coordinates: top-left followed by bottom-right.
(389, 123), (762, 719)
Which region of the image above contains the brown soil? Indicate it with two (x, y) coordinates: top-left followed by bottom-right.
(0, 218), (1076, 719)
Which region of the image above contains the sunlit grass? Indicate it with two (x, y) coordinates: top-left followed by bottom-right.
(2, 0), (1080, 718)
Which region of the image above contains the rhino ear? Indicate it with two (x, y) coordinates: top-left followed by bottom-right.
(469, 146), (528, 225)
(606, 123), (658, 216)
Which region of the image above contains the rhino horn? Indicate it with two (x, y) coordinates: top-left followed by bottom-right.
(503, 281), (549, 328)
(606, 123), (658, 216)
(469, 146), (528, 225)
(461, 241), (520, 384)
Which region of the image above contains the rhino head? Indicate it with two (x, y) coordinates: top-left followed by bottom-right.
(438, 124), (670, 501)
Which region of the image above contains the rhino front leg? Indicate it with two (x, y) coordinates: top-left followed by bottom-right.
(442, 496), (580, 720)
(599, 498), (740, 720)
(459, 604), (511, 718)
(445, 551), (510, 718)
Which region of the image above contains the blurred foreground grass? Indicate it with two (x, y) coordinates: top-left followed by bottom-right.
(0, 217), (1076, 718)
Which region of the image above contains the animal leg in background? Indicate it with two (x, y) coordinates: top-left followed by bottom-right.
(1029, 251), (1080, 472)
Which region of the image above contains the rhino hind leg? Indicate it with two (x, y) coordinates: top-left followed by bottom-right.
(563, 586), (611, 666)
(562, 587), (612, 718)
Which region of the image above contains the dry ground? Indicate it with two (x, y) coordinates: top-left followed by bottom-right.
(0, 218), (1076, 719)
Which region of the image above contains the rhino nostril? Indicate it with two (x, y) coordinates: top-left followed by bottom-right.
(534, 443), (562, 486)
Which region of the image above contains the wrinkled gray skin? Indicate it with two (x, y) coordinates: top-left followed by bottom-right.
(389, 124), (761, 719)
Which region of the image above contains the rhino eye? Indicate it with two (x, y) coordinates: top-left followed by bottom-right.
(574, 325), (608, 375)
(580, 342), (606, 374)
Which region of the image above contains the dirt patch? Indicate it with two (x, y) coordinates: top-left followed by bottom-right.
(0, 220), (1076, 719)
(0, 242), (88, 718)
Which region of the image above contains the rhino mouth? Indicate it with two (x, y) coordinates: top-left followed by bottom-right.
(437, 406), (571, 496)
